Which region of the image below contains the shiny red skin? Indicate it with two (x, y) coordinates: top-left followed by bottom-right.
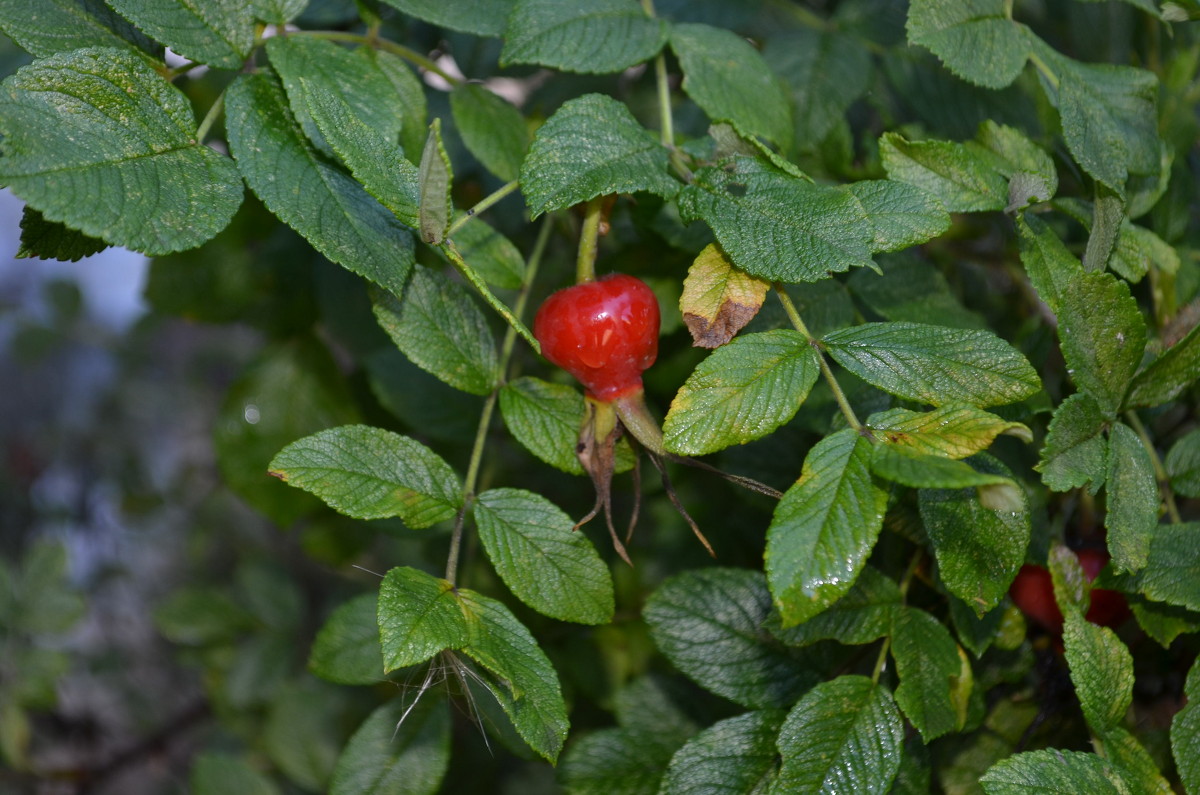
(533, 274), (660, 401)
(1009, 549), (1130, 634)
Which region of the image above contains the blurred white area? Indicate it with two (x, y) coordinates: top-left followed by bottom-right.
(0, 188), (149, 333)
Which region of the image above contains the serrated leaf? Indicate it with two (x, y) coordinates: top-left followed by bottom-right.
(328, 697), (450, 795)
(978, 121), (1058, 195)
(1037, 393), (1109, 493)
(249, 0), (308, 24)
(16, 207), (106, 262)
(309, 594), (384, 686)
(1099, 727), (1175, 795)
(907, 0), (1030, 89)
(473, 489), (613, 625)
(1049, 544), (1091, 618)
(225, 72), (415, 297)
(677, 155), (874, 283)
(1083, 186), (1124, 273)
(879, 133), (1008, 213)
(269, 425), (462, 528)
(662, 710), (784, 795)
(0, 48), (242, 256)
(0, 0), (159, 58)
(644, 568), (817, 709)
(823, 321), (1040, 407)
(766, 429), (888, 628)
(418, 119), (452, 245)
(1173, 658), (1200, 794)
(501, 0), (666, 74)
(1130, 523), (1200, 612)
(262, 678), (346, 791)
(1112, 222), (1180, 285)
(1016, 213), (1083, 312)
(1034, 41), (1159, 195)
(764, 27), (872, 149)
(773, 676), (904, 795)
(769, 567), (901, 648)
(1127, 323), (1200, 409)
(106, 0), (253, 68)
(191, 753), (282, 795)
(1062, 613), (1133, 734)
(372, 268), (499, 396)
(1128, 594), (1200, 648)
(1166, 429), (1200, 498)
(559, 727), (673, 795)
(919, 454), (1030, 615)
(458, 589), (569, 763)
(980, 749), (1134, 794)
(867, 404), (1030, 459)
(844, 180), (950, 253)
(847, 257), (985, 331)
(377, 567), (469, 672)
(871, 446), (1011, 489)
(520, 93), (678, 217)
(450, 83), (528, 182)
(891, 607), (966, 740)
(670, 22), (792, 148)
(679, 243), (770, 348)
(663, 330), (819, 456)
(379, 0), (513, 35)
(1105, 422), (1158, 573)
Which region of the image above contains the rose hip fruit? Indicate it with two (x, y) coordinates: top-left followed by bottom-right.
(533, 274), (660, 402)
(1009, 548), (1130, 634)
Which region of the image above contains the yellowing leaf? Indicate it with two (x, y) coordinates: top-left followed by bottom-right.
(679, 244), (770, 348)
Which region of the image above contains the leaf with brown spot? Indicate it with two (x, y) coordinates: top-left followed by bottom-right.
(680, 243), (770, 348)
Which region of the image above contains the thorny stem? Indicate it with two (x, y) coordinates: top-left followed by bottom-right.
(195, 91), (226, 145)
(1124, 410), (1182, 524)
(298, 30), (462, 85)
(774, 285), (862, 432)
(446, 180), (521, 237)
(576, 197), (604, 283)
(445, 217), (554, 584)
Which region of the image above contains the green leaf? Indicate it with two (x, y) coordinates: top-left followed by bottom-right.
(977, 120), (1059, 207)
(1128, 595), (1200, 648)
(501, 0), (666, 74)
(661, 710), (784, 795)
(919, 454), (1030, 615)
(768, 566), (900, 648)
(1127, 323), (1200, 409)
(1034, 41), (1159, 194)
(449, 84), (528, 182)
(1016, 213), (1083, 312)
(269, 425), (462, 528)
(154, 587), (254, 645)
(263, 679), (346, 791)
(1166, 429), (1200, 498)
(309, 593), (385, 686)
(215, 340), (360, 525)
(879, 133), (1008, 213)
(764, 27), (872, 149)
(445, 218), (524, 290)
(822, 322), (1040, 408)
(1130, 523), (1200, 612)
(459, 589), (569, 763)
(1099, 728), (1174, 795)
(871, 446), (1011, 489)
(1083, 186), (1124, 273)
(225, 72), (415, 297)
(670, 22), (792, 148)
(472, 489), (614, 625)
(191, 753), (282, 795)
(1062, 613), (1133, 734)
(980, 750), (1134, 794)
(377, 567), (470, 672)
(106, 0), (253, 69)
(1112, 221), (1180, 285)
(867, 404), (1030, 459)
(1037, 393), (1109, 493)
(774, 676), (904, 795)
(766, 429), (888, 628)
(372, 268), (499, 395)
(644, 568), (817, 709)
(1105, 422), (1158, 573)
(559, 727), (675, 795)
(10, 541), (85, 636)
(519, 93), (678, 217)
(1173, 658), (1200, 794)
(677, 155), (874, 283)
(329, 697), (451, 795)
(379, 0), (514, 36)
(663, 330), (820, 456)
(249, 0), (308, 24)
(847, 257), (985, 331)
(16, 207), (106, 262)
(418, 119), (453, 246)
(906, 0), (1029, 89)
(0, 48), (242, 256)
(0, 0), (159, 58)
(844, 180), (950, 253)
(890, 607), (967, 740)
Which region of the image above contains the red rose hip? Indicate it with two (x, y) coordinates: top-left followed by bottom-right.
(533, 274), (660, 401)
(1009, 548), (1130, 634)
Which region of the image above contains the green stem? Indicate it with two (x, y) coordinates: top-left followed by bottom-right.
(502, 217), (553, 375)
(195, 92), (226, 145)
(1028, 50), (1060, 90)
(576, 197), (604, 283)
(774, 285), (862, 432)
(1124, 410), (1182, 524)
(443, 241), (541, 353)
(298, 30), (462, 85)
(446, 180), (520, 237)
